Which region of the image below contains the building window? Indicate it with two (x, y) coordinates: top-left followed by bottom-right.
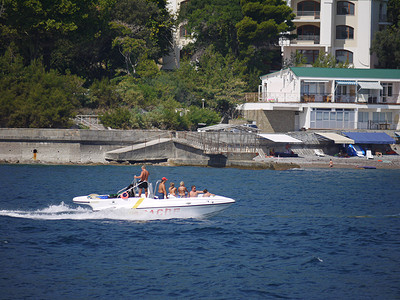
(381, 83), (393, 102)
(297, 1), (320, 17)
(297, 50), (319, 64)
(336, 50), (353, 63)
(373, 112), (392, 123)
(310, 108), (355, 129)
(297, 25), (320, 42)
(337, 1), (355, 15)
(336, 25), (354, 39)
(337, 85), (347, 95)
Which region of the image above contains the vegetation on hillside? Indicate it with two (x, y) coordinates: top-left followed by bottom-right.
(371, 0), (400, 69)
(2, 0), (369, 129)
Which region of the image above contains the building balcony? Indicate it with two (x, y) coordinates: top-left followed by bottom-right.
(293, 10), (320, 20)
(257, 90), (400, 105)
(295, 35), (320, 44)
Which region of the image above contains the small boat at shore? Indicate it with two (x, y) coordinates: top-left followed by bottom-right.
(73, 181), (235, 219)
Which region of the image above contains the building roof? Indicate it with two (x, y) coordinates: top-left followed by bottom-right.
(343, 132), (396, 144)
(289, 67), (400, 80)
(197, 124), (259, 133)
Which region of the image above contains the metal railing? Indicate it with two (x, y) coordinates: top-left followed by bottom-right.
(258, 91), (400, 104)
(296, 35), (320, 43)
(74, 115), (105, 130)
(177, 131), (259, 154)
(294, 10), (320, 18)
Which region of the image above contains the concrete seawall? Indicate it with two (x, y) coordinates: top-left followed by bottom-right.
(4, 128), (398, 169)
(0, 128), (171, 164)
(0, 128), (301, 169)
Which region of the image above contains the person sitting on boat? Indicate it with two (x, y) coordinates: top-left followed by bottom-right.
(134, 165), (149, 198)
(178, 181), (188, 198)
(189, 185), (204, 197)
(157, 177), (168, 199)
(202, 189), (215, 197)
(169, 182), (177, 197)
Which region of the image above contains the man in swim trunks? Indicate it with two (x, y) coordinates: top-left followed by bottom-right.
(157, 177), (168, 199)
(189, 185), (204, 197)
(134, 165), (149, 197)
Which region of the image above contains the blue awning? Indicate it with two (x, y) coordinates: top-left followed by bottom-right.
(336, 81), (357, 85)
(343, 132), (396, 144)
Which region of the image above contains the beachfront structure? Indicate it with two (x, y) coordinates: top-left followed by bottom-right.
(238, 67), (400, 132)
(280, 0), (390, 68)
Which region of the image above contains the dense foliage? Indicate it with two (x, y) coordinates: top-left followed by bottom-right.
(371, 0), (400, 69)
(178, 0), (295, 89)
(0, 0), (294, 129)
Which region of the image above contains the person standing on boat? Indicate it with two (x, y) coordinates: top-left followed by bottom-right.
(178, 181), (189, 198)
(157, 177), (168, 199)
(134, 165), (149, 198)
(189, 185), (204, 197)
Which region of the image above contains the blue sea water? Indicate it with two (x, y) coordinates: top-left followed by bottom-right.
(0, 164), (399, 299)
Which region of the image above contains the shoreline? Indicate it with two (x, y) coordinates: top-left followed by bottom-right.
(2, 155), (400, 170)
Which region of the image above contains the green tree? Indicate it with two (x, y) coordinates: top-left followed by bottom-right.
(312, 52), (351, 68)
(186, 106), (220, 130)
(88, 78), (121, 109)
(179, 0), (295, 90)
(371, 0), (400, 69)
(110, 0), (173, 76)
(178, 0), (242, 56)
(0, 49), (84, 128)
(100, 107), (133, 129)
(371, 29), (400, 69)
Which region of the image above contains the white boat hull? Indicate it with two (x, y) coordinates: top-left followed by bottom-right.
(73, 194), (235, 219)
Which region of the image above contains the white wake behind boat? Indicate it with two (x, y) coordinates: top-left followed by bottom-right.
(73, 181), (235, 219)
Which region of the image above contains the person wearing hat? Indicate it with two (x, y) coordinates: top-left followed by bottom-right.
(157, 177), (168, 199)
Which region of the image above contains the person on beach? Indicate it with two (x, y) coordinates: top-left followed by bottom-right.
(169, 182), (177, 197)
(157, 177), (168, 199)
(134, 165), (149, 197)
(178, 181), (189, 198)
(203, 189), (215, 197)
(189, 185), (204, 197)
(329, 159), (333, 168)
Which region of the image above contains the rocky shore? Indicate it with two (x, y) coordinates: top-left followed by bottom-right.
(2, 153), (400, 170)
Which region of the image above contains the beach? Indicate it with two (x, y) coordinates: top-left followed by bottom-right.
(260, 154), (400, 169)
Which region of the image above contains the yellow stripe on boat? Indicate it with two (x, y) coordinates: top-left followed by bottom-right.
(132, 198), (145, 209)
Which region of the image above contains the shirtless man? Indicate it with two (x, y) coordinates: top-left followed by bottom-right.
(169, 182), (177, 197)
(189, 185), (204, 197)
(178, 181), (189, 198)
(134, 165), (149, 197)
(157, 177), (168, 199)
(202, 189), (215, 197)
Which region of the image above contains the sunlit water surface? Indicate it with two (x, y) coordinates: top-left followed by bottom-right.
(1, 164), (399, 299)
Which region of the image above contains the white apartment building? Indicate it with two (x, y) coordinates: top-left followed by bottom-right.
(162, 0), (192, 70)
(280, 0), (390, 68)
(239, 67), (400, 132)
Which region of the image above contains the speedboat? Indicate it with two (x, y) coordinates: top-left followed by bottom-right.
(73, 181), (235, 219)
